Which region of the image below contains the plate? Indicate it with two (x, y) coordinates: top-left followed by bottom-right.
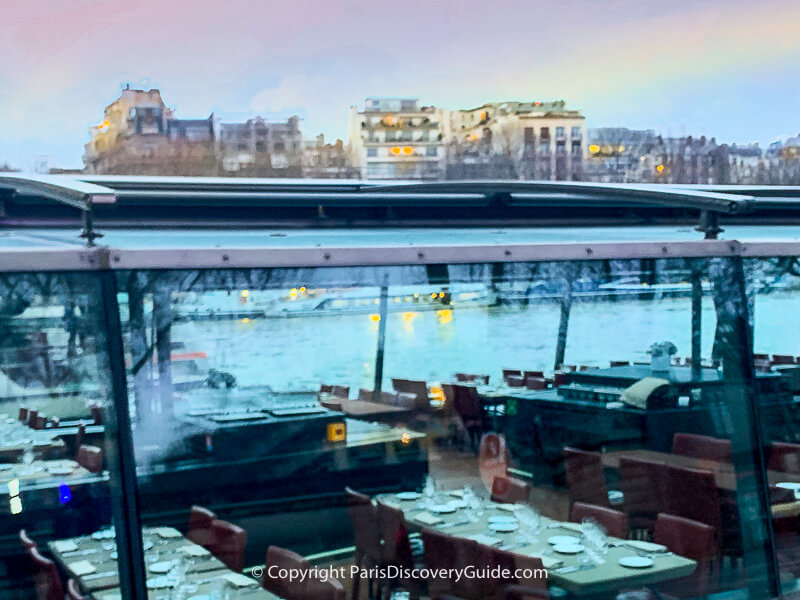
(619, 556), (655, 568)
(396, 491), (421, 501)
(488, 515), (518, 524)
(448, 499), (468, 509)
(428, 503), (457, 514)
(552, 543), (584, 554)
(48, 467), (74, 476)
(148, 561), (174, 574)
(548, 535), (579, 546)
(488, 521), (518, 533)
(146, 577), (170, 590)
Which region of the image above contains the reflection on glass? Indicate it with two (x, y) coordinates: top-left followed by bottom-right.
(0, 273), (119, 598)
(102, 259), (781, 599)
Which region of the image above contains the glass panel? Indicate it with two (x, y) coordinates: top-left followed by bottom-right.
(0, 272), (124, 598)
(115, 259), (775, 599)
(746, 256), (800, 596)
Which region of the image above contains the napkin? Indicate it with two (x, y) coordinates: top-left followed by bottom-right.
(624, 540), (668, 553)
(541, 556), (564, 569)
(494, 504), (518, 513)
(52, 540), (79, 553)
(179, 544), (211, 557)
(155, 527), (182, 538)
(415, 512), (444, 526)
(558, 522), (583, 533)
(449, 489), (465, 499)
(69, 560), (97, 576)
(465, 533), (502, 546)
(223, 573), (258, 587)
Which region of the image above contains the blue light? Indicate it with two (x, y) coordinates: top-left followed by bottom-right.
(58, 483), (72, 504)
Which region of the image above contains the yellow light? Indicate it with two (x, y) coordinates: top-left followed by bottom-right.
(393, 297), (401, 303)
(413, 293), (419, 299)
(374, 298), (379, 304)
(327, 422), (347, 442)
(430, 386), (445, 404)
(589, 144), (600, 153)
(299, 286), (306, 293)
(436, 309), (453, 324)
(242, 318), (250, 323)
(403, 311), (416, 321)
(438, 292), (445, 298)
(401, 432), (412, 445)
(618, 145), (626, 152)
(369, 313), (381, 322)
(8, 479), (19, 497)
(10, 496), (22, 515)
(289, 288), (298, 297)
(402, 146), (413, 155)
(656, 165), (665, 173)
(391, 147), (401, 155)
(241, 290), (249, 298)
(430, 293), (437, 299)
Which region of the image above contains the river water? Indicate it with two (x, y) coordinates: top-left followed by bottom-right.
(168, 291), (800, 393)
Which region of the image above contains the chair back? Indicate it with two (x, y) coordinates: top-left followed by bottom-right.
(66, 579), (86, 600)
(332, 385), (349, 399)
(20, 529), (37, 551)
(769, 442), (800, 473)
(491, 475), (530, 504)
(27, 409), (38, 427)
(77, 444), (103, 473)
(209, 518), (247, 573)
(392, 378), (430, 412)
(421, 529), (457, 595)
(570, 502), (629, 539)
(455, 373), (489, 384)
(619, 455), (669, 530)
(320, 384), (334, 394)
(654, 513), (717, 598)
(666, 465), (722, 533)
(29, 546), (64, 600)
(512, 554), (548, 592)
(33, 414), (47, 430)
(478, 544), (518, 598)
(772, 354), (796, 365)
(452, 385), (482, 420)
(376, 501), (414, 569)
(523, 370), (544, 379)
(19, 406), (29, 422)
(563, 447), (609, 508)
(345, 487), (383, 562)
(672, 432), (732, 462)
(89, 405), (103, 425)
(263, 545), (309, 600)
(187, 505), (217, 547)
(502, 369), (522, 381)
(524, 376), (546, 390)
(304, 576), (346, 600)
(506, 374), (525, 387)
(610, 360), (630, 367)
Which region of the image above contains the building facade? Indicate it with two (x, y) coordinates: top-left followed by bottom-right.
(348, 98), (449, 180)
(302, 134), (357, 178)
(84, 87), (302, 177)
(447, 101), (586, 181)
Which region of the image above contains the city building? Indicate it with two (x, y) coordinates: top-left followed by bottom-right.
(301, 134), (357, 178)
(584, 128), (657, 182)
(447, 100), (586, 180)
(84, 87), (302, 177)
(348, 98), (449, 180)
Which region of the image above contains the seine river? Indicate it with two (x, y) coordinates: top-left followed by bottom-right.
(171, 292), (800, 393)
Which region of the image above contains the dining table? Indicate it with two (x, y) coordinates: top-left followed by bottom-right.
(377, 490), (697, 596)
(0, 416), (68, 461)
(49, 526), (278, 599)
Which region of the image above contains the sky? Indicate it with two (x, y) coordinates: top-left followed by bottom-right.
(1, 0), (799, 170)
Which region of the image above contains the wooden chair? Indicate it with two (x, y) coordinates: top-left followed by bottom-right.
(27, 409), (38, 428)
(610, 360), (630, 367)
(666, 465), (723, 554)
(769, 442), (800, 473)
(490, 475), (530, 505)
(452, 384), (486, 451)
(772, 354), (796, 365)
(479, 433), (510, 490)
(672, 433), (732, 462)
(19, 529), (37, 551)
(28, 546), (64, 600)
(524, 376), (546, 390)
(345, 487), (383, 600)
(76, 444), (103, 474)
(332, 385), (350, 399)
(263, 545), (309, 600)
(376, 501), (422, 598)
(563, 447), (609, 508)
(89, 405), (103, 425)
(18, 406), (29, 422)
(67, 579), (86, 600)
(619, 455), (669, 533)
(455, 373), (489, 385)
(653, 513), (718, 598)
(209, 518), (247, 573)
(187, 505), (217, 548)
(569, 502), (629, 539)
(502, 369), (523, 383)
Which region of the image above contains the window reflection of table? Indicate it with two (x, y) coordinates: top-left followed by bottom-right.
(49, 527), (276, 598)
(378, 492), (696, 596)
(0, 432), (67, 461)
(319, 396), (412, 421)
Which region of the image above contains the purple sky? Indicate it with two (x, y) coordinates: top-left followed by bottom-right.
(1, 0), (799, 169)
